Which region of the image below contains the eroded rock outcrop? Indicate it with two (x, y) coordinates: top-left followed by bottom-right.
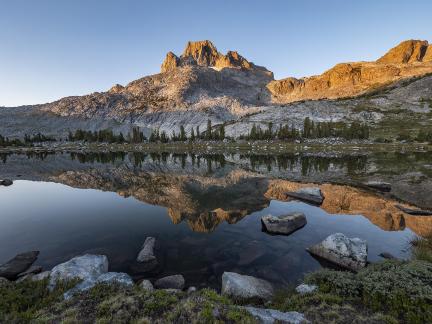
(268, 39), (432, 103)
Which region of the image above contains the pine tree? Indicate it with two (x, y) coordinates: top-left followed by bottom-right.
(206, 120), (212, 140)
(190, 128), (195, 141)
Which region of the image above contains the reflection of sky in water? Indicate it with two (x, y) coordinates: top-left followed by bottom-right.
(0, 180), (415, 288)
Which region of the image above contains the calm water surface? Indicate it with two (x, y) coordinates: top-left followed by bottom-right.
(0, 152), (425, 288)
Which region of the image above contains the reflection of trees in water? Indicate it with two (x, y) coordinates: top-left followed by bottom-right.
(239, 153), (368, 176)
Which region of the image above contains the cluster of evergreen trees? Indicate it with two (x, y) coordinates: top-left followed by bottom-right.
(0, 133), (56, 147)
(241, 118), (370, 141)
(68, 127), (145, 143)
(148, 120), (226, 143)
(415, 129), (432, 143)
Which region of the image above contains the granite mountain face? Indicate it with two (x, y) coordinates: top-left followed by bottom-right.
(1, 39), (432, 138)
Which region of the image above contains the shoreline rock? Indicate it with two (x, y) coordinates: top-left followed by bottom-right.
(261, 212), (306, 235)
(244, 306), (307, 324)
(49, 254), (108, 290)
(1, 179), (13, 186)
(365, 181), (391, 192)
(221, 272), (274, 300)
(395, 204), (432, 216)
(154, 274), (185, 290)
(295, 283), (317, 295)
(0, 251), (39, 280)
(307, 233), (367, 271)
(137, 237), (156, 262)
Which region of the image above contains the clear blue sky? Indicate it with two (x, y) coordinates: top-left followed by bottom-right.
(1, 0), (431, 107)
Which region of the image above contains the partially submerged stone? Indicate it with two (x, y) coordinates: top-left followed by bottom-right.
(0, 179), (13, 186)
(49, 254), (108, 290)
(286, 187), (324, 205)
(244, 306), (307, 324)
(17, 265), (43, 279)
(365, 181), (391, 192)
(307, 233), (367, 271)
(295, 283), (317, 295)
(0, 251), (39, 280)
(261, 212), (306, 235)
(154, 274), (185, 290)
(137, 237), (156, 262)
(222, 272), (274, 300)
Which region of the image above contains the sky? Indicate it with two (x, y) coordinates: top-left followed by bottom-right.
(1, 0), (431, 107)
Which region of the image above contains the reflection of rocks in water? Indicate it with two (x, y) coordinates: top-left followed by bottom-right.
(52, 168), (270, 233)
(266, 180), (432, 236)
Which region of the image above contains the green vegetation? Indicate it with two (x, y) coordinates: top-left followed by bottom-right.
(240, 118), (370, 141)
(0, 133), (56, 147)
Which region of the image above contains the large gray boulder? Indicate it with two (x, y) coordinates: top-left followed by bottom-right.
(307, 233), (367, 271)
(222, 272), (274, 300)
(261, 212), (306, 235)
(154, 274), (185, 290)
(244, 306), (307, 324)
(137, 237), (156, 262)
(63, 272), (133, 300)
(286, 187), (324, 205)
(49, 254), (108, 290)
(0, 251), (39, 280)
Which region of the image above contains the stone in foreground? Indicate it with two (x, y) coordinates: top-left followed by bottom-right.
(261, 212), (306, 235)
(140, 279), (154, 292)
(295, 283), (317, 295)
(136, 237), (156, 262)
(64, 272), (133, 300)
(49, 254), (108, 290)
(222, 272), (274, 300)
(154, 274), (185, 290)
(0, 251), (39, 280)
(286, 187), (324, 205)
(244, 306), (307, 324)
(365, 181), (391, 192)
(307, 233), (367, 271)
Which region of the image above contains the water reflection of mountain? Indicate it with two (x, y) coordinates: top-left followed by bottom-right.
(1, 151), (431, 235)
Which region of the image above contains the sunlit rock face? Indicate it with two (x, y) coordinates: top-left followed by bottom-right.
(267, 39), (432, 103)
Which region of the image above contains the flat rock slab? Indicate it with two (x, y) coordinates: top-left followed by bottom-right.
(286, 187), (324, 205)
(244, 306), (307, 324)
(395, 204), (432, 216)
(137, 237), (156, 262)
(154, 274), (185, 290)
(17, 265), (43, 278)
(307, 233), (367, 271)
(365, 181), (391, 192)
(0, 251), (39, 280)
(222, 272), (274, 300)
(262, 212), (306, 235)
(49, 254), (108, 290)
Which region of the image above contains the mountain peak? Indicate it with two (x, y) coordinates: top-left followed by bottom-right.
(160, 40), (273, 78)
(377, 39), (430, 64)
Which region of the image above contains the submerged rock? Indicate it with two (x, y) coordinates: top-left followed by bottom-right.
(244, 306), (307, 324)
(64, 272), (133, 300)
(221, 272), (274, 300)
(295, 283), (317, 295)
(365, 181), (391, 192)
(137, 237), (156, 262)
(49, 254), (108, 290)
(379, 252), (397, 260)
(140, 279), (154, 292)
(0, 251), (39, 280)
(286, 187), (324, 205)
(1, 179), (13, 186)
(154, 274), (185, 290)
(307, 233), (367, 271)
(261, 212), (306, 235)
